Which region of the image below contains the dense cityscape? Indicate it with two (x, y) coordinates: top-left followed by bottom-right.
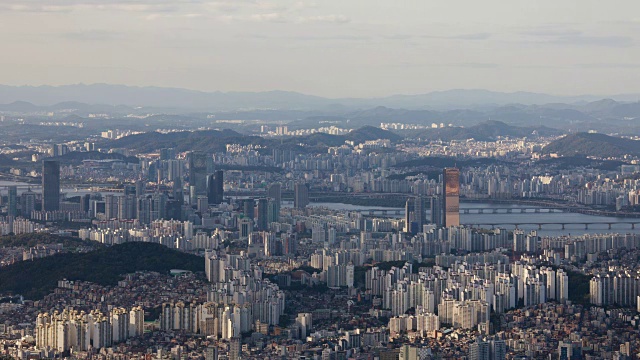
(1, 105), (640, 360)
(3, 1), (640, 360)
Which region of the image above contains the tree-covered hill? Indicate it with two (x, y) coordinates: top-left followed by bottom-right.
(543, 133), (640, 158)
(0, 242), (203, 300)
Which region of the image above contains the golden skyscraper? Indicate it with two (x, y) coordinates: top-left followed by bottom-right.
(443, 168), (460, 227)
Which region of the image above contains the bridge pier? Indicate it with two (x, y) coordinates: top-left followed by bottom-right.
(561, 224), (565, 230)
(507, 209), (512, 213)
(492, 209), (497, 214)
(534, 209), (540, 213)
(608, 224), (612, 230)
(538, 224), (542, 230)
(633, 223), (636, 230)
(585, 224), (588, 230)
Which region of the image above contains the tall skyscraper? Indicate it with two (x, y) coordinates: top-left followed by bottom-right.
(405, 197), (414, 233)
(267, 182), (281, 208)
(207, 170), (224, 205)
(404, 196), (426, 233)
(294, 183), (309, 209)
(443, 168), (460, 227)
(256, 198), (269, 230)
(414, 196), (425, 230)
(7, 186), (17, 217)
(243, 199), (254, 219)
(22, 189), (37, 217)
(42, 160), (60, 211)
(430, 195), (443, 227)
(188, 151), (208, 196)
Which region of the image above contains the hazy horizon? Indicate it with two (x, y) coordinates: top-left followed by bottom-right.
(2, 82), (640, 100)
(1, 1), (639, 98)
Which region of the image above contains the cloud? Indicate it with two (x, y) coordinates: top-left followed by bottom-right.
(0, 0), (197, 13)
(549, 34), (633, 47)
(249, 12), (288, 23)
(519, 26), (634, 48)
(60, 30), (124, 41)
(423, 32), (492, 41)
(452, 62), (500, 68)
(573, 63), (640, 69)
(297, 15), (350, 24)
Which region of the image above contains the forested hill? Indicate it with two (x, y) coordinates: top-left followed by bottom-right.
(0, 242), (203, 300)
(543, 133), (640, 158)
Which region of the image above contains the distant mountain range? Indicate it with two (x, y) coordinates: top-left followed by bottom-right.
(408, 121), (562, 141)
(1, 83), (639, 111)
(108, 126), (402, 153)
(543, 133), (640, 158)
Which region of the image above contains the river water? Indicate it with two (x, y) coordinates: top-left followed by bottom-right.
(309, 202), (639, 237)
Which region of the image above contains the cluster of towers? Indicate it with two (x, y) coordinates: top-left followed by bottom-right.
(405, 168), (460, 233)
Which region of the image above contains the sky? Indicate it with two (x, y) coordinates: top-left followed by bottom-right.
(0, 0), (639, 98)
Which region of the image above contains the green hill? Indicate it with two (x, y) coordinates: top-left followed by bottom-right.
(543, 133), (640, 158)
(0, 242), (204, 300)
(107, 126), (402, 154)
(411, 121), (561, 141)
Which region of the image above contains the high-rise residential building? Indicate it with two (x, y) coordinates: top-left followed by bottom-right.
(42, 160), (60, 211)
(104, 195), (118, 219)
(294, 183), (309, 209)
(7, 186), (17, 217)
(22, 189), (36, 217)
(443, 168), (460, 227)
(207, 170), (224, 205)
(188, 151), (208, 196)
(469, 340), (490, 360)
(229, 337), (241, 360)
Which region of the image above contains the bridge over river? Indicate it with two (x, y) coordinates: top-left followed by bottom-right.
(351, 207), (567, 216)
(466, 222), (640, 230)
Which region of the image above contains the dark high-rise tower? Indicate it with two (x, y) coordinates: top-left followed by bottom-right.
(207, 170), (224, 205)
(294, 183), (309, 209)
(443, 168), (460, 227)
(256, 198), (269, 230)
(242, 199), (255, 222)
(267, 182), (281, 221)
(430, 195), (443, 227)
(7, 186), (17, 217)
(42, 160), (60, 211)
(188, 151), (208, 196)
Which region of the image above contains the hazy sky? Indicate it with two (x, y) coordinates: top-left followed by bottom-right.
(1, 0), (639, 97)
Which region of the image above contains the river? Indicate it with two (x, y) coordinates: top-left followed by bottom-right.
(308, 201), (640, 237)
